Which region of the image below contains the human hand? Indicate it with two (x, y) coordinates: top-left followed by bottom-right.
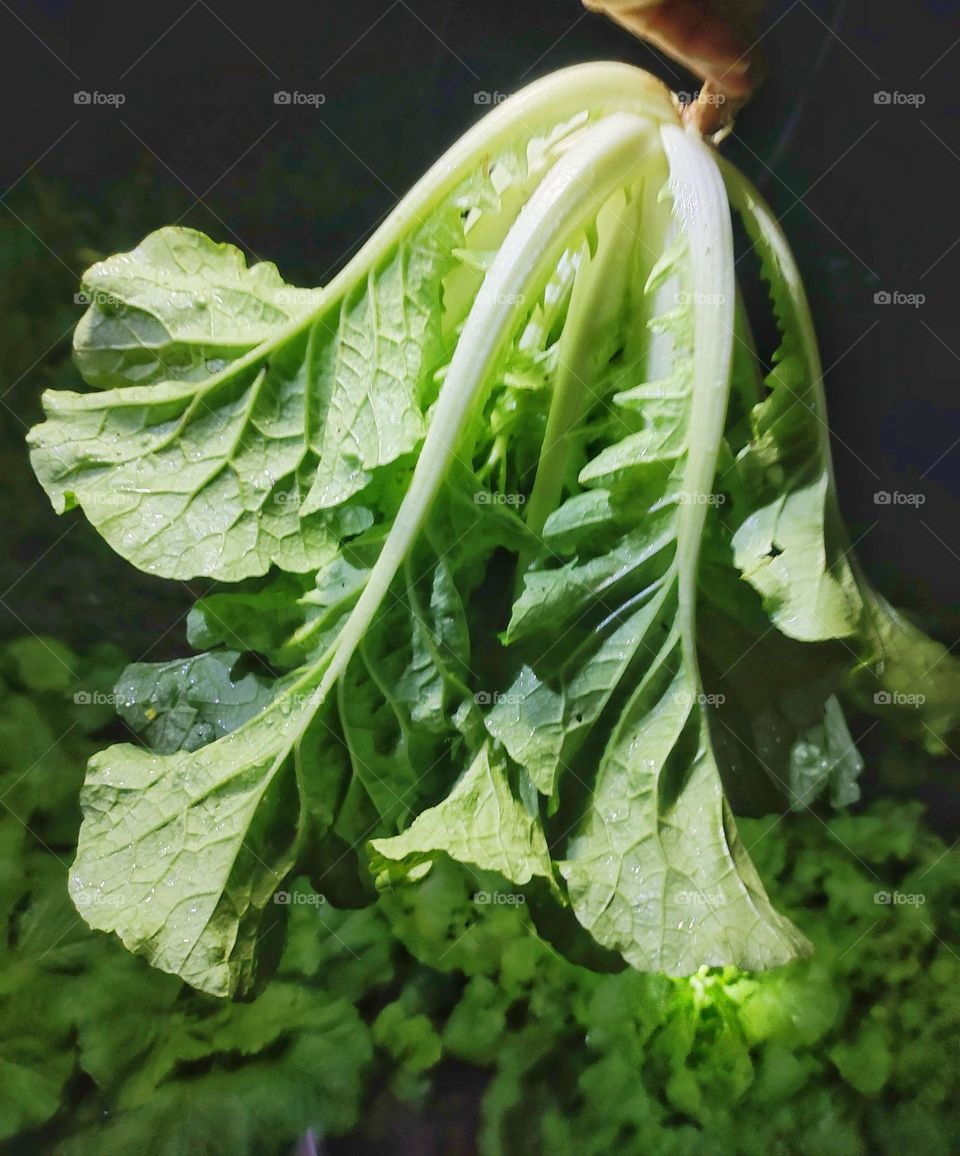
(582, 0), (765, 135)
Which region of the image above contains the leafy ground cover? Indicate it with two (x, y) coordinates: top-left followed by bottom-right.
(1, 634), (956, 1156)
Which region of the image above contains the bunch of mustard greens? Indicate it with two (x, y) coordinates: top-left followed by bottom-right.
(28, 64), (959, 997)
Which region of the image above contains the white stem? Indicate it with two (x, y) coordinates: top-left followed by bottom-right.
(660, 125), (735, 665)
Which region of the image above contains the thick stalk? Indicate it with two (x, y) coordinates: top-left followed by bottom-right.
(661, 125), (735, 666)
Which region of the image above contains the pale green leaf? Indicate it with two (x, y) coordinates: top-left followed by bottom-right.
(369, 743), (555, 889)
(74, 227), (323, 389)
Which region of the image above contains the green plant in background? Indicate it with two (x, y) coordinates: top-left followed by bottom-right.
(0, 635), (957, 1155)
(25, 64), (960, 998)
(0, 636), (379, 1153)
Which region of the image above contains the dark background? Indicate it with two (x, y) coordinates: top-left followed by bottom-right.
(0, 0), (957, 807)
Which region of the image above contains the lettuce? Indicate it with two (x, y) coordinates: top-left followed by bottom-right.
(28, 63), (960, 996)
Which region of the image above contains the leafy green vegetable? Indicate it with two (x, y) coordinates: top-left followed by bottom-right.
(27, 63), (960, 996)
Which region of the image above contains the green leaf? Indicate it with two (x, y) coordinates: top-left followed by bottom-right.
(115, 651), (275, 753)
(372, 1002), (442, 1074)
(0, 1047), (73, 1141)
(69, 677), (322, 996)
(29, 200), (467, 581)
(788, 695), (863, 810)
(296, 227), (443, 513)
(186, 573), (316, 668)
(695, 518), (861, 816)
(65, 998), (372, 1156)
(73, 227), (324, 389)
(369, 742), (555, 890)
(5, 634), (78, 691)
(722, 161), (960, 750)
(720, 165), (862, 643)
(28, 366), (345, 580)
(852, 588), (960, 753)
